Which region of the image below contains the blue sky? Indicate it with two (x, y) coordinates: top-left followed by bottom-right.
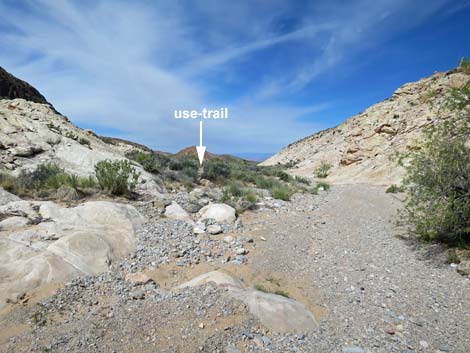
(0, 0), (469, 156)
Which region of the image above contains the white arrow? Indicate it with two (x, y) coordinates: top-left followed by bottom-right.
(196, 120), (206, 165)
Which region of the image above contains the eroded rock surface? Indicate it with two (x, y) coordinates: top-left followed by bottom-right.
(179, 270), (318, 333)
(0, 199), (144, 308)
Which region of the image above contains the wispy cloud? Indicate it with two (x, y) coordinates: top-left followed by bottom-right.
(0, 0), (463, 153)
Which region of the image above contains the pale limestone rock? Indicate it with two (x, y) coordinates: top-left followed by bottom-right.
(0, 188), (20, 206)
(179, 270), (317, 332)
(164, 202), (193, 223)
(0, 200), (144, 308)
(198, 203), (236, 224)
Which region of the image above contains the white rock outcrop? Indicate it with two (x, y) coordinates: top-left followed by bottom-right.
(0, 199), (144, 308)
(198, 203), (236, 224)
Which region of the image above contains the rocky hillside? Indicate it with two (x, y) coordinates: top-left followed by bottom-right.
(261, 67), (470, 185)
(0, 68), (162, 196)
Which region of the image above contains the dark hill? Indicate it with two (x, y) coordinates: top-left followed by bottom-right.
(0, 66), (57, 111)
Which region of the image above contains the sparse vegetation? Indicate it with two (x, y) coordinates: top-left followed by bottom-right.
(271, 185), (293, 201)
(0, 163), (97, 198)
(125, 150), (310, 204)
(315, 162), (332, 178)
(294, 176), (311, 185)
(316, 181), (330, 191)
(78, 137), (90, 146)
(386, 184), (404, 193)
(254, 284), (289, 298)
(459, 57), (470, 74)
(95, 160), (140, 196)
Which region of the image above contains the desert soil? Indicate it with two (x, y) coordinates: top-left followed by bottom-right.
(0, 184), (468, 353)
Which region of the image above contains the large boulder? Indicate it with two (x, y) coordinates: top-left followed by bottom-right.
(198, 203), (236, 224)
(0, 200), (144, 308)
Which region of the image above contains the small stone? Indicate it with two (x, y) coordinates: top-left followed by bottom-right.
(207, 224), (223, 235)
(223, 236), (234, 243)
(260, 236), (267, 241)
(198, 323), (205, 329)
(419, 341), (429, 349)
(439, 344), (449, 352)
(130, 290), (145, 300)
(236, 247), (248, 255)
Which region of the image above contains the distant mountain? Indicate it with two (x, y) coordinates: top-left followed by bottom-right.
(0, 66), (57, 112)
(261, 66), (470, 185)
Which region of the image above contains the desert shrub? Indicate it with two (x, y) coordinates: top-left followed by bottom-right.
(227, 182), (244, 197)
(277, 170), (290, 182)
(1, 163), (97, 197)
(317, 181), (330, 191)
(178, 155), (199, 180)
(254, 176), (276, 189)
(245, 190), (257, 203)
(135, 152), (160, 174)
(271, 185), (293, 201)
(295, 176), (311, 185)
(94, 160), (140, 196)
(0, 173), (21, 193)
(78, 137), (90, 146)
(201, 159), (231, 181)
(402, 80), (470, 245)
(315, 162), (332, 178)
(386, 184), (404, 193)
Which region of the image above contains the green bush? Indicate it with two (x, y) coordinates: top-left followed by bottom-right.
(402, 79), (470, 245)
(78, 137), (90, 146)
(315, 162), (332, 178)
(201, 159), (231, 181)
(94, 160), (140, 196)
(254, 176), (276, 189)
(277, 171), (290, 182)
(245, 191), (257, 203)
(1, 163), (97, 197)
(227, 182), (244, 197)
(316, 181), (330, 191)
(271, 185), (293, 201)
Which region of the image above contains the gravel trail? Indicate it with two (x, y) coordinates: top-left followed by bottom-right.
(241, 184), (469, 352)
(0, 184), (468, 353)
